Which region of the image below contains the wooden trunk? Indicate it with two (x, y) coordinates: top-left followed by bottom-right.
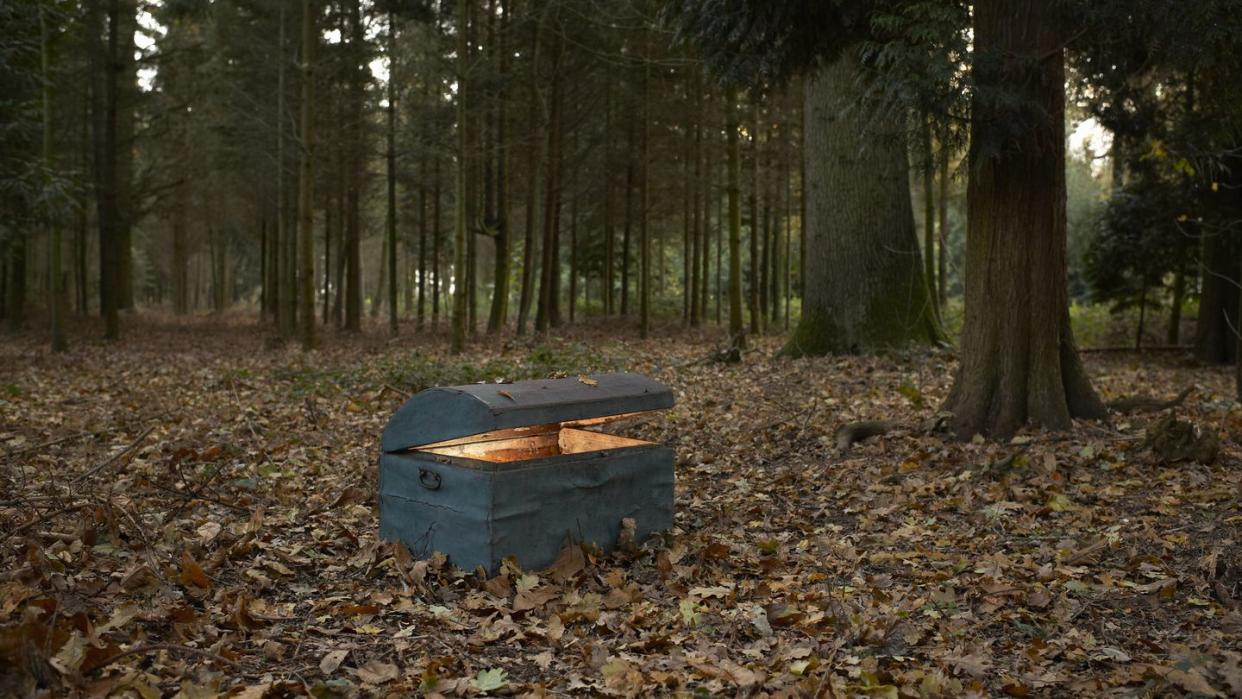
(379, 373), (675, 573)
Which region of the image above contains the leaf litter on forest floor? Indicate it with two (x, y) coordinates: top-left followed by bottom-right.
(1, 316), (1240, 697)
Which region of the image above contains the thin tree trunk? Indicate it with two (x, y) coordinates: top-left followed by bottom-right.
(689, 76), (703, 328)
(173, 174), (188, 315)
(296, 0), (316, 349)
(569, 177), (578, 322)
(76, 93), (89, 315)
(464, 0), (480, 338)
(622, 115), (634, 317)
(923, 116), (937, 313)
(716, 135), (723, 326)
(385, 9), (399, 334)
(760, 133), (772, 327)
(417, 174), (428, 330)
(451, 0), (469, 353)
(344, 0), (363, 332)
(433, 156), (442, 327)
(700, 88), (712, 324)
(374, 235), (387, 316)
(535, 36), (562, 333)
(277, 0), (294, 336)
(487, 0), (512, 333)
(97, 0), (121, 339)
(42, 7), (64, 350)
(748, 97), (761, 335)
(725, 86), (745, 348)
(682, 124), (692, 325)
(604, 82), (615, 315)
(1167, 250), (1185, 345)
(944, 0), (1106, 438)
(937, 129), (949, 305)
(516, 0), (542, 334)
(322, 186), (332, 324)
(783, 142), (792, 331)
(115, 1), (136, 312)
(639, 49), (651, 339)
(332, 171), (347, 326)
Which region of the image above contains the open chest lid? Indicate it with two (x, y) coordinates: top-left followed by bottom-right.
(381, 372), (674, 453)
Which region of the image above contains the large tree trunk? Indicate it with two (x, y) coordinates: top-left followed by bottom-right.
(944, 0), (1106, 439)
(780, 50), (941, 357)
(1195, 231), (1239, 363)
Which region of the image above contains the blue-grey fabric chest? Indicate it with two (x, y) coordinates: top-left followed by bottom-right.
(378, 373), (675, 574)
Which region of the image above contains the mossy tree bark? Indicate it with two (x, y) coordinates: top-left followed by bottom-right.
(944, 0), (1107, 439)
(781, 50), (941, 357)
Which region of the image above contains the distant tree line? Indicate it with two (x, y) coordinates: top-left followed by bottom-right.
(4, 0), (1242, 437)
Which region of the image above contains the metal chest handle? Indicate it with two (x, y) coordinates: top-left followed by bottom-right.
(418, 468), (442, 490)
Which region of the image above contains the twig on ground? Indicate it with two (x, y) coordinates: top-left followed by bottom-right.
(71, 425), (155, 485)
(2, 431), (92, 460)
(0, 502), (92, 545)
(1065, 539), (1109, 565)
(380, 383), (411, 400)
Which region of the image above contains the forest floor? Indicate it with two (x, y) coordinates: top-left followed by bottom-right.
(2, 313), (1241, 698)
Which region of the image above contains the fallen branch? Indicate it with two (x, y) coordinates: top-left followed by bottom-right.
(0, 502), (91, 545)
(1064, 539), (1109, 565)
(379, 384), (411, 400)
(2, 431), (92, 460)
(1107, 387), (1192, 415)
(835, 420), (900, 453)
(70, 425), (155, 485)
(92, 643), (240, 671)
